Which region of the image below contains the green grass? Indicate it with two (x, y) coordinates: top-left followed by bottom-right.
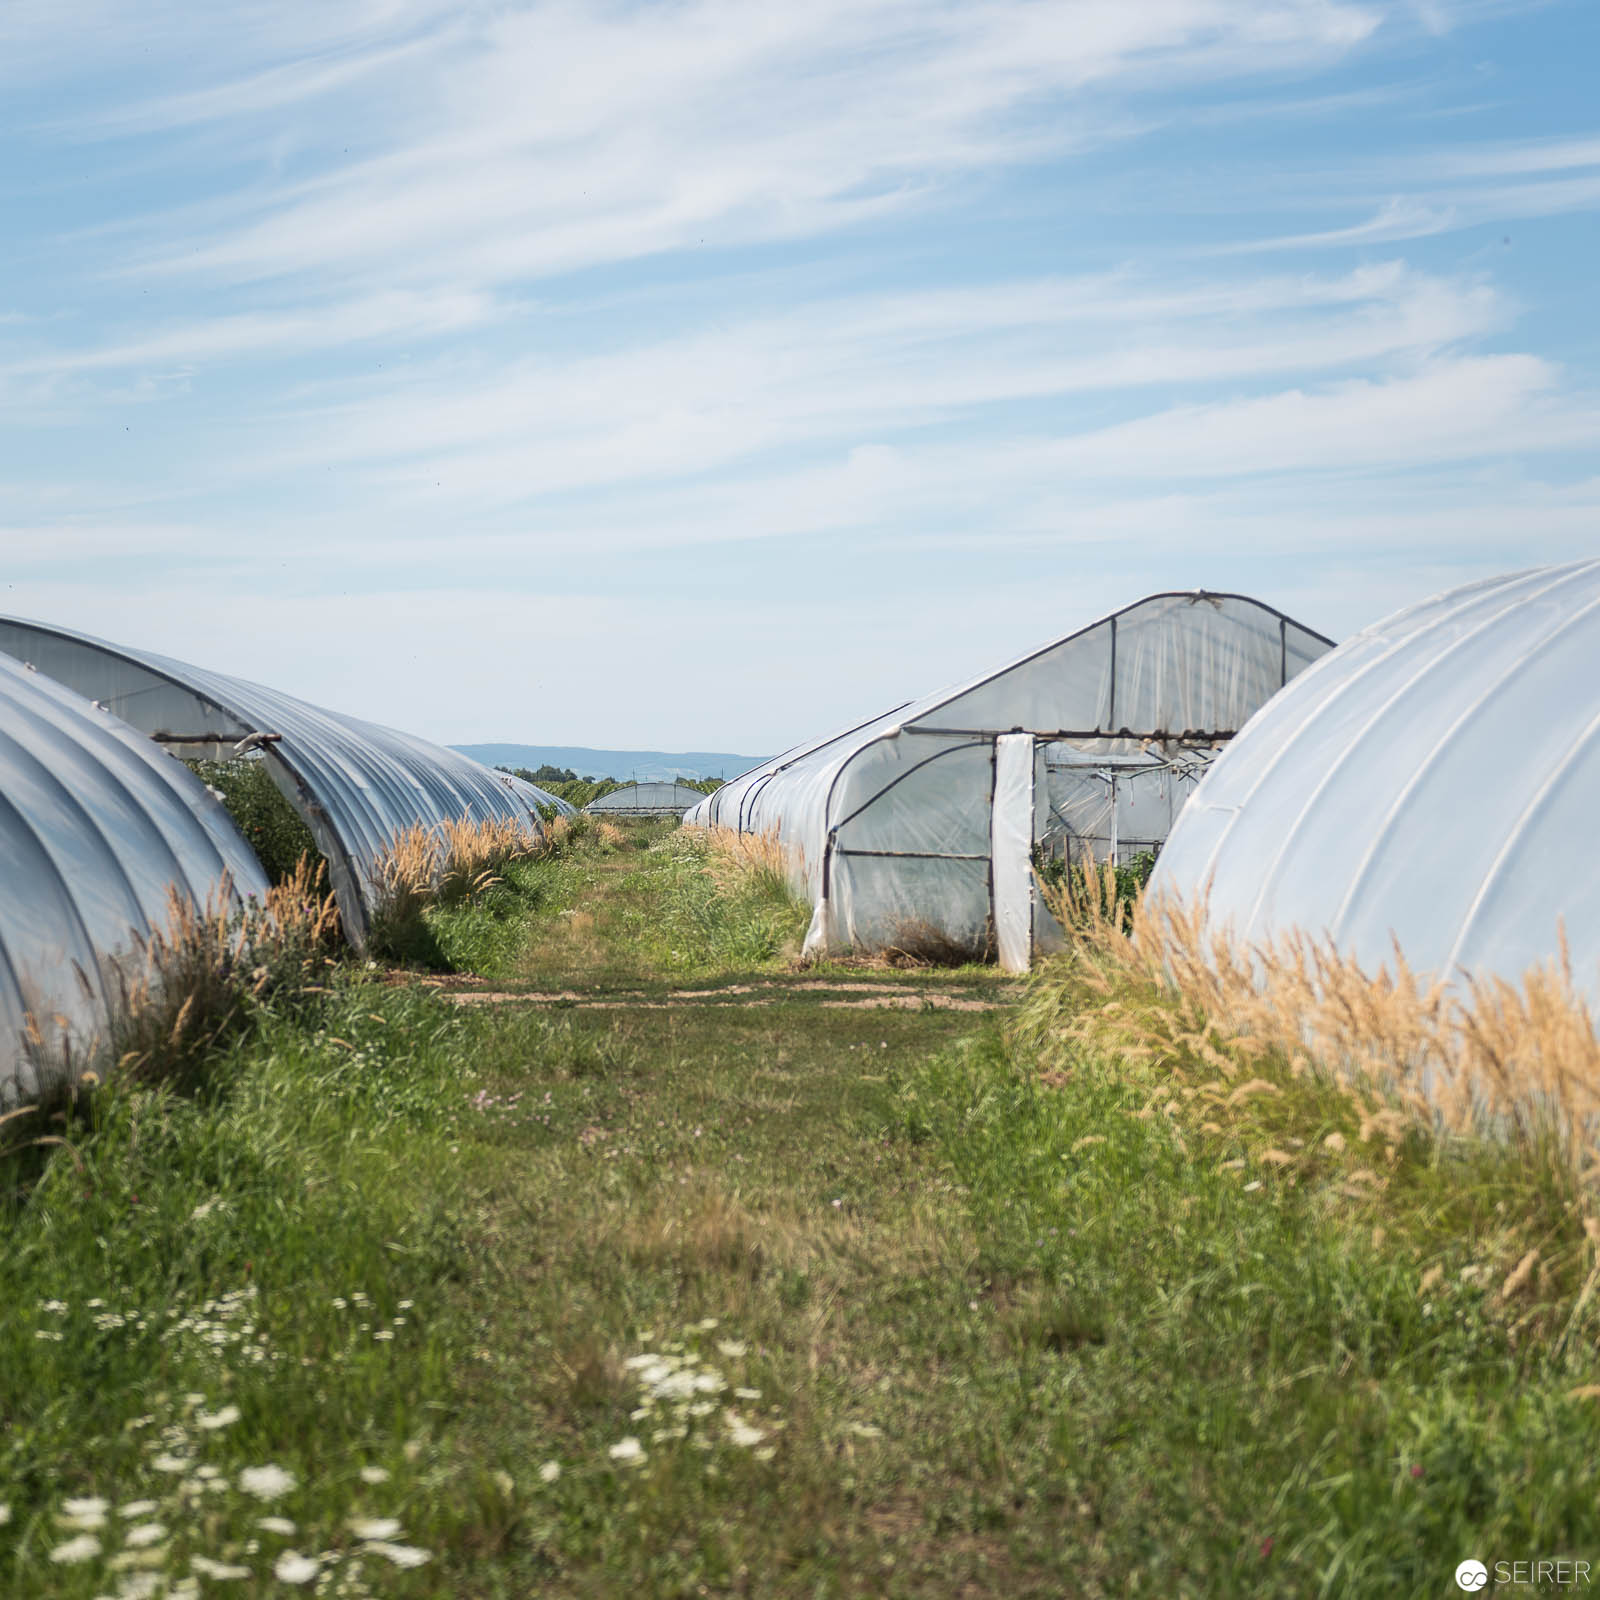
(3, 820), (1598, 1597)
(900, 1028), (1600, 1594)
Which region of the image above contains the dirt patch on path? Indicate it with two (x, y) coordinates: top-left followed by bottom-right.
(821, 994), (997, 1011)
(441, 984), (1002, 1012)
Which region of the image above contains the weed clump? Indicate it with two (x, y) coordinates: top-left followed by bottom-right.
(1029, 864), (1600, 1189)
(1033, 847), (1156, 930)
(655, 828), (810, 968)
(368, 816), (547, 964)
(109, 858), (342, 1094)
(6, 858), (341, 1142)
(877, 918), (995, 968)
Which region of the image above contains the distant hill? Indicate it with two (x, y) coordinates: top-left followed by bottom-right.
(452, 745), (768, 782)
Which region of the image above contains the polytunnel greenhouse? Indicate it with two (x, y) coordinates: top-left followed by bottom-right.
(0, 652), (269, 1110)
(687, 591), (1333, 970)
(1149, 561), (1600, 1008)
(0, 618), (571, 948)
(585, 781), (708, 817)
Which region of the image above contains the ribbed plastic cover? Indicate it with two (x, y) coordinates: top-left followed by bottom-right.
(0, 654), (270, 1108)
(0, 618), (572, 944)
(1150, 562), (1600, 1001)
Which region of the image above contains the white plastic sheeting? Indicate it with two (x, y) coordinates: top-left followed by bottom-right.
(1149, 561), (1600, 1005)
(991, 735), (1046, 973)
(585, 781), (708, 816)
(0, 653), (270, 1109)
(687, 592), (1332, 960)
(0, 619), (572, 948)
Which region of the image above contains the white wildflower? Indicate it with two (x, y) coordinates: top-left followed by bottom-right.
(118, 1501), (158, 1518)
(372, 1329), (394, 1342)
(539, 1461), (561, 1484)
(40, 1299), (67, 1313)
(753, 1446), (776, 1462)
(34, 1329), (63, 1342)
(846, 1423), (883, 1439)
(190, 1555), (251, 1579)
(257, 1517), (296, 1536)
(123, 1523), (166, 1548)
(347, 1518), (402, 1541)
(363, 1542), (431, 1569)
(734, 1387), (762, 1401)
(0, 1504), (9, 1526)
(608, 1437), (646, 1466)
(358, 1467), (389, 1485)
(109, 1549), (166, 1573)
(114, 1574), (162, 1599)
(724, 1415), (766, 1449)
(694, 1317), (719, 1331)
(238, 1464), (296, 1500)
(196, 1405), (241, 1431)
(49, 1533), (101, 1564)
(273, 1551), (320, 1584)
(715, 1340), (747, 1359)
(150, 1454), (190, 1474)
(59, 1497), (110, 1529)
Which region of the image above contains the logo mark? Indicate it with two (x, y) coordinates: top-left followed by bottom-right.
(1456, 1560), (1490, 1592)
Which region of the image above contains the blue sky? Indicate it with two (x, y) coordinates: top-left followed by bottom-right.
(3, 0), (1597, 750)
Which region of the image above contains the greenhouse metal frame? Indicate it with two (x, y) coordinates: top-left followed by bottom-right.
(688, 591), (1333, 970)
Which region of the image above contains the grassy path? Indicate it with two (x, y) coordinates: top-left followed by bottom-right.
(435, 828), (1041, 1595)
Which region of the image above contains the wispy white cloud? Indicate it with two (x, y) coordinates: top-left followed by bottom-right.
(0, 288), (496, 379)
(1226, 126), (1600, 254)
(232, 262), (1506, 505)
(1225, 196), (1459, 251)
(73, 1), (1382, 292)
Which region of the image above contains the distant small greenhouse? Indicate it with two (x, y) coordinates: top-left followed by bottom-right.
(585, 781), (709, 817)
